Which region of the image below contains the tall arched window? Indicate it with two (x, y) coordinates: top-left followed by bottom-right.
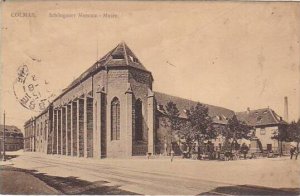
(135, 99), (143, 141)
(111, 97), (120, 140)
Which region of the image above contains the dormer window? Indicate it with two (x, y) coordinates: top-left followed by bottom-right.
(112, 54), (124, 59)
(129, 55), (139, 63)
(257, 116), (262, 122)
(133, 57), (139, 63)
(263, 110), (268, 114)
(129, 55), (133, 61)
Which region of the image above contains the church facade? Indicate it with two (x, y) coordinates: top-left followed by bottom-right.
(23, 42), (255, 158)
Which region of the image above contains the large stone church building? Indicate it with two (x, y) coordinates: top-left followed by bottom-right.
(24, 42), (286, 158)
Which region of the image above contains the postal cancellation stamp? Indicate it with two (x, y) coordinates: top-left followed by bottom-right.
(13, 63), (55, 112)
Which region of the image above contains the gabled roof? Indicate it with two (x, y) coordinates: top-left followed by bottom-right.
(57, 42), (151, 101)
(154, 91), (235, 124)
(236, 108), (286, 127)
(0, 125), (22, 134)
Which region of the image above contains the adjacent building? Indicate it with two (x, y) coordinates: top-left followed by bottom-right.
(0, 125), (24, 151)
(154, 92), (235, 154)
(24, 118), (35, 152)
(236, 107), (288, 154)
(24, 111), (49, 152)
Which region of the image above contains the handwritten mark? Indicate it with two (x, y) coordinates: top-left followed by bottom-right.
(28, 54), (41, 62)
(166, 61), (176, 68)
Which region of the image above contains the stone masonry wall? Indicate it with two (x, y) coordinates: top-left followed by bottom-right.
(87, 97), (93, 157)
(78, 99), (84, 157)
(106, 69), (129, 158)
(35, 112), (48, 153)
(129, 69), (153, 155)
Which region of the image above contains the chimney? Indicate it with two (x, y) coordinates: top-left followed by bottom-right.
(284, 96), (289, 122)
(247, 107), (250, 114)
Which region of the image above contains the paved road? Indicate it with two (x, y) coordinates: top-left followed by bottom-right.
(6, 152), (300, 195)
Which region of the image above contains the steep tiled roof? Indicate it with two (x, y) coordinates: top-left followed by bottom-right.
(97, 42), (148, 71)
(58, 42), (151, 100)
(154, 92), (235, 124)
(236, 108), (286, 127)
(0, 125), (22, 134)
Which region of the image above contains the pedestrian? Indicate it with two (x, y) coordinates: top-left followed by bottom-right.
(224, 151), (231, 161)
(170, 150), (174, 162)
(290, 147), (295, 159)
(294, 147), (298, 160)
(241, 143), (249, 160)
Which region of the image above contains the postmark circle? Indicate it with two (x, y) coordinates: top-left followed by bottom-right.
(13, 64), (55, 112)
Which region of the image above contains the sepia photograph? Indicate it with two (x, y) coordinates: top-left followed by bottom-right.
(0, 1), (300, 195)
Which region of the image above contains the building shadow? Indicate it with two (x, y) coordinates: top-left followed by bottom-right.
(1, 166), (137, 195)
(0, 154), (19, 161)
(199, 185), (300, 195)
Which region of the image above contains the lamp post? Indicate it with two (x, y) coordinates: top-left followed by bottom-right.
(2, 111), (6, 161)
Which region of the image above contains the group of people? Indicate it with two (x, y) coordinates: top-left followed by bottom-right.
(290, 147), (299, 160)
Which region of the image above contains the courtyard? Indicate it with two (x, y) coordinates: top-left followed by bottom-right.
(0, 151), (299, 195)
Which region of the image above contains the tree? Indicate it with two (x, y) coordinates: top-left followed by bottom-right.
(164, 101), (183, 151)
(287, 119), (300, 151)
(221, 115), (251, 152)
(185, 103), (215, 158)
(271, 124), (288, 156)
(164, 101), (182, 131)
(163, 102), (216, 158)
(176, 120), (195, 153)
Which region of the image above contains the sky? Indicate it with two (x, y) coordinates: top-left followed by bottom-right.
(1, 1), (300, 131)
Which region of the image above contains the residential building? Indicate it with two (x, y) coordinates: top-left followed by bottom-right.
(236, 108), (288, 154)
(0, 125), (24, 151)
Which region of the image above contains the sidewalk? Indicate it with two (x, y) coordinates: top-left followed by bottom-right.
(13, 151), (300, 190)
(0, 160), (13, 166)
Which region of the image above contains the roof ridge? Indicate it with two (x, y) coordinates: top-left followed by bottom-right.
(63, 45), (119, 92)
(0, 125), (22, 133)
(154, 91), (197, 103)
(236, 107), (270, 113)
(53, 42), (151, 102)
(122, 42), (129, 65)
(154, 91), (233, 112)
(123, 43), (139, 60)
(268, 108), (280, 123)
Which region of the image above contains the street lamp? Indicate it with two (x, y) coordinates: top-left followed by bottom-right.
(2, 111), (6, 161)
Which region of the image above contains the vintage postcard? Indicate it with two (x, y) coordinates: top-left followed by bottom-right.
(0, 1), (300, 195)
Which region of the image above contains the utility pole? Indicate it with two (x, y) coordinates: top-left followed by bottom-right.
(2, 111), (6, 161)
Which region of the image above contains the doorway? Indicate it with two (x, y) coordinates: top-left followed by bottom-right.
(267, 144), (272, 151)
